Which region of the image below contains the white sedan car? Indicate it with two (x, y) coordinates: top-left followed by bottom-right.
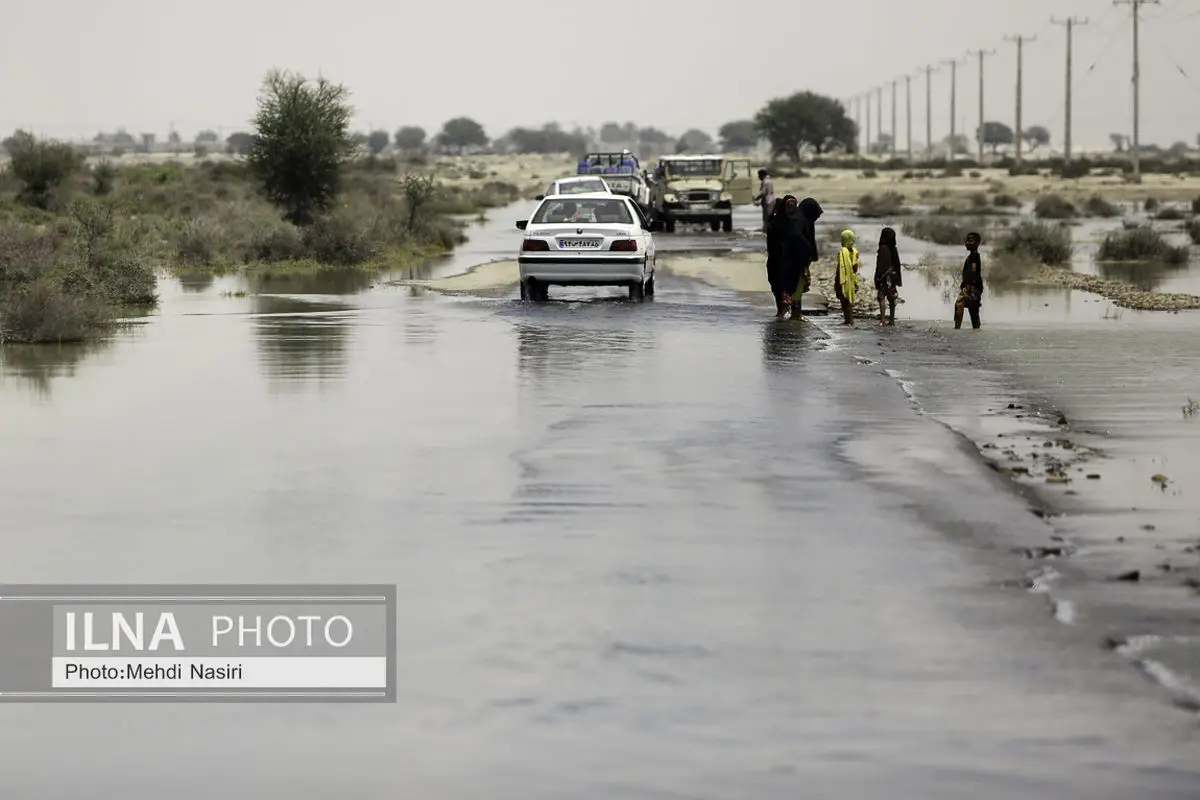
(534, 176), (614, 200)
(515, 193), (656, 302)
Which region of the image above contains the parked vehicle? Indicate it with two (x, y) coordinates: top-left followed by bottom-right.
(514, 193), (656, 302)
(648, 155), (754, 233)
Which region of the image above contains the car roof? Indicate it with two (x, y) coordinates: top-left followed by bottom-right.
(554, 176), (608, 182)
(540, 192), (626, 201)
(660, 154), (723, 160)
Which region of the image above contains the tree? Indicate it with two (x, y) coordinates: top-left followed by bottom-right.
(1110, 133), (1128, 152)
(140, 133), (156, 153)
(1167, 140), (1191, 158)
(195, 130), (220, 144)
(943, 134), (970, 155)
(718, 120), (759, 152)
(225, 132), (254, 156)
(5, 130), (84, 209)
(394, 126), (426, 151)
(504, 124), (587, 154)
(1023, 125), (1051, 152)
(675, 129), (714, 153)
(871, 133), (894, 155)
(976, 121), (1014, 155)
(437, 117), (488, 152)
(367, 129), (389, 155)
(754, 91), (856, 161)
(247, 69), (357, 225)
(600, 122), (639, 145)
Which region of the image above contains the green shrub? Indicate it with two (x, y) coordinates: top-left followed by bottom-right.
(5, 131), (84, 210)
(857, 191), (905, 218)
(1083, 195), (1121, 218)
(992, 193), (1021, 208)
(91, 161), (117, 196)
(1188, 219), (1200, 245)
(248, 70), (357, 225)
(1097, 226), (1190, 264)
(996, 220), (1073, 265)
(1155, 206), (1185, 221)
(902, 216), (972, 246)
(1033, 194), (1076, 219)
(1143, 197), (1159, 212)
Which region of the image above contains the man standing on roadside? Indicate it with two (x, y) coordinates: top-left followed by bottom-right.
(754, 169), (775, 230)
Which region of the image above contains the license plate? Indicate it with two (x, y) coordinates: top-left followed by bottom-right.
(558, 239), (601, 249)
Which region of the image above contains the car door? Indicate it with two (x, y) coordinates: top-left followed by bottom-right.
(721, 159), (755, 205)
(628, 199), (654, 268)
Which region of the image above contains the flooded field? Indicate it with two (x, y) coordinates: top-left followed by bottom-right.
(2, 202), (1199, 798)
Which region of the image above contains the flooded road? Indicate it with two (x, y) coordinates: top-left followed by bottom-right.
(2, 207), (1200, 799)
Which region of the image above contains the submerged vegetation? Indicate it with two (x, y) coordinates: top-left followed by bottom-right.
(1, 73), (521, 344)
(1096, 226), (1190, 264)
(995, 220), (1074, 266)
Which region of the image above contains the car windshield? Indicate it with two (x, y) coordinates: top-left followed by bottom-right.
(553, 179), (608, 195)
(664, 159), (722, 177)
(532, 198), (633, 225)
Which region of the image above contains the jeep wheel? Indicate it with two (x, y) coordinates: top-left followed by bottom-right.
(664, 217), (676, 234)
(721, 217), (733, 233)
(709, 220), (720, 232)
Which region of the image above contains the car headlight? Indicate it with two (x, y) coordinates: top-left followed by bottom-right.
(664, 194), (678, 203)
(720, 192), (732, 201)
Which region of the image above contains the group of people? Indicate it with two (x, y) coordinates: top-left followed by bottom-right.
(754, 169), (985, 329)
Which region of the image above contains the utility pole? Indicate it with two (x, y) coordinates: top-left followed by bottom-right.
(906, 74), (914, 161)
(967, 49), (995, 163)
(924, 65), (935, 160)
(890, 79), (898, 158)
(941, 58), (959, 158)
(1114, 0), (1157, 181)
(1004, 34), (1036, 162)
(1051, 16), (1088, 162)
(854, 95), (862, 154)
(875, 86), (883, 154)
(865, 91), (872, 158)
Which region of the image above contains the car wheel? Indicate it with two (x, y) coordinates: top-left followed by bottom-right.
(519, 279), (530, 301)
(721, 217), (732, 233)
(628, 279), (645, 302)
(535, 281), (549, 302)
(664, 218), (676, 233)
(709, 220), (720, 232)
(645, 273), (655, 296)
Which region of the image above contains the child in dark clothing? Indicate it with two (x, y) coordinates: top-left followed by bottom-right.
(954, 231), (984, 329)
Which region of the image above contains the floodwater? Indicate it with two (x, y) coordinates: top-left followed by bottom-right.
(2, 204), (1200, 799)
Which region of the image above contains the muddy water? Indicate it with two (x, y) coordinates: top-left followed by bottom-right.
(2, 206), (1200, 798)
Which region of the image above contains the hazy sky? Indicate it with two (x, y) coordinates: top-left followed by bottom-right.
(3, 0), (1199, 149)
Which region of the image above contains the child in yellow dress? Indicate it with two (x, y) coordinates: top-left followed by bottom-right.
(834, 229), (861, 326)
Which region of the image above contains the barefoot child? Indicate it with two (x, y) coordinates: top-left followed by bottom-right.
(874, 227), (903, 325)
(834, 229), (861, 326)
(954, 231), (984, 329)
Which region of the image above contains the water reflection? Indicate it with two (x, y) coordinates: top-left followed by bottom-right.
(242, 269), (378, 296)
(760, 320), (810, 372)
(252, 295), (353, 390)
(1096, 260), (1180, 292)
(175, 271), (217, 293)
(514, 319), (652, 379)
(0, 341), (111, 397)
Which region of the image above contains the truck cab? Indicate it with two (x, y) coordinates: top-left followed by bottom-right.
(649, 155), (754, 233)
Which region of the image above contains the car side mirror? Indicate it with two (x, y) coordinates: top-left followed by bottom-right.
(515, 220), (528, 230)
(534, 195), (544, 201)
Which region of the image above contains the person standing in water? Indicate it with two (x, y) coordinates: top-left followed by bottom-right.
(780, 197), (824, 317)
(765, 196), (793, 317)
(754, 169), (776, 231)
(874, 227), (903, 326)
(954, 231), (984, 329)
(833, 229), (861, 326)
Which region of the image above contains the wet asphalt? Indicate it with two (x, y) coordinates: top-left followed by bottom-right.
(1, 208), (1199, 799)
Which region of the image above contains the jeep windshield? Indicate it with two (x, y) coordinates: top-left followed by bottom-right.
(663, 159), (723, 177)
(532, 198), (633, 225)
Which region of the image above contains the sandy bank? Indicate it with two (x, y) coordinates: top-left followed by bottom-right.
(395, 259), (518, 295)
(1030, 266), (1200, 311)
